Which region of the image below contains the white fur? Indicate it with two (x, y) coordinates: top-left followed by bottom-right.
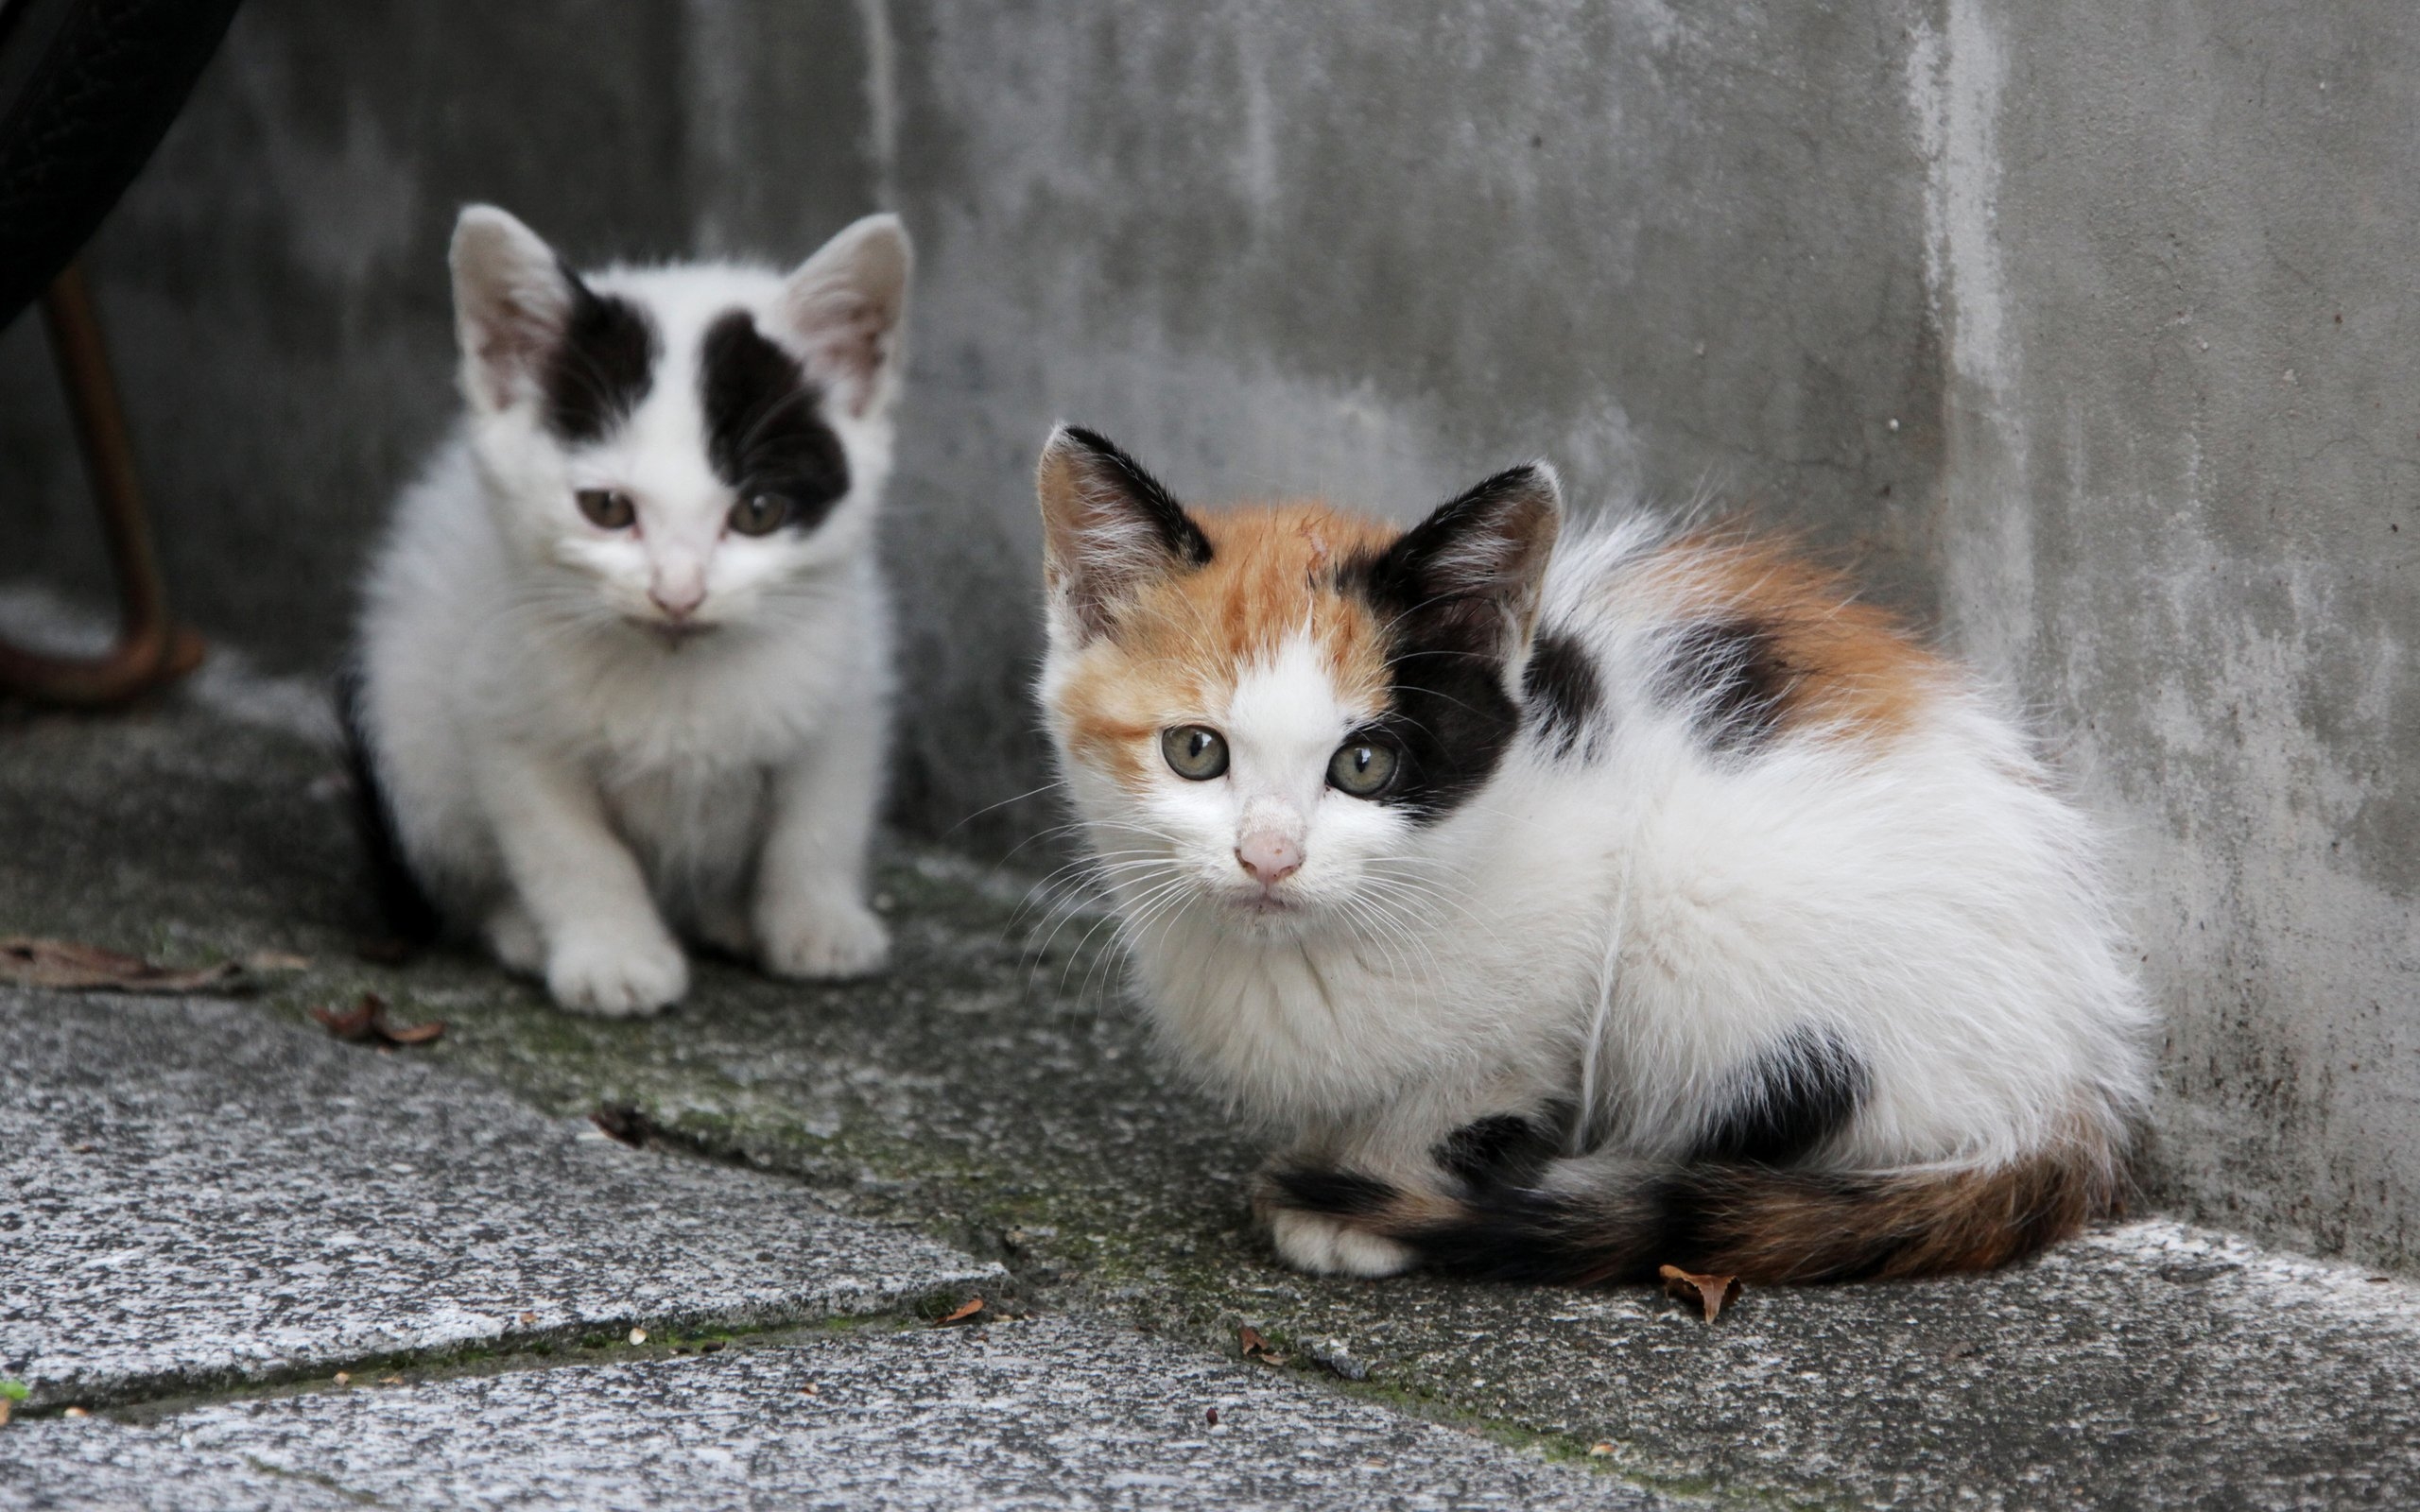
(1044, 505), (2152, 1277)
(356, 207), (909, 1015)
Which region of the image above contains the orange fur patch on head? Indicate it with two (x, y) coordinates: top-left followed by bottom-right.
(1648, 528), (1948, 745)
(1052, 501), (1400, 791)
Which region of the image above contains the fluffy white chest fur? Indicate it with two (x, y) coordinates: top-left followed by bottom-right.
(1034, 426), (2152, 1286)
(352, 205), (911, 1015)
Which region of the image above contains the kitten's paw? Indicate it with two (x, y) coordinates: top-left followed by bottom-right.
(1268, 1209), (1418, 1279)
(757, 899), (890, 980)
(545, 928), (688, 1017)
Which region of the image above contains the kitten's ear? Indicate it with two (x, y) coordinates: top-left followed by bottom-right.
(1036, 426), (1213, 644)
(449, 204), (578, 413)
(776, 213), (912, 419)
(1368, 463), (1563, 657)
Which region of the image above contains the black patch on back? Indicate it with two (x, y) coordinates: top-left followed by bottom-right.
(1269, 1166), (1397, 1217)
(1060, 425), (1213, 568)
(542, 267), (658, 442)
(335, 665), (441, 956)
(1690, 1026), (1869, 1167)
(700, 310), (852, 529)
(1522, 630), (1601, 756)
(1661, 618), (1802, 752)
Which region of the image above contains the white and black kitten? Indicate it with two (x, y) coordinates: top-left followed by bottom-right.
(349, 205), (909, 1016)
(1034, 426), (2151, 1284)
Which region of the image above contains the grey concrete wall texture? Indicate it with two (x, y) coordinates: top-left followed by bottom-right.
(0, 2), (2411, 1268)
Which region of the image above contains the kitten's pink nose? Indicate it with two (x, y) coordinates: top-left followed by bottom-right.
(1236, 833), (1303, 888)
(649, 581), (706, 620)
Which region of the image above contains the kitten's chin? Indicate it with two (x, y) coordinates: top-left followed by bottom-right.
(1214, 886), (1316, 936)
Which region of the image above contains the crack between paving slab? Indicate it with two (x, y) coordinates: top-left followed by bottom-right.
(8, 1295), (994, 1420)
(20, 1312), (948, 1428)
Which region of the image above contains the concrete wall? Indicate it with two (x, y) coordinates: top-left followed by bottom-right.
(0, 1), (2410, 1269)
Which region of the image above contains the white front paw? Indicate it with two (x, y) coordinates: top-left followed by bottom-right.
(545, 926), (688, 1017)
(1268, 1209), (1417, 1279)
(757, 898), (890, 980)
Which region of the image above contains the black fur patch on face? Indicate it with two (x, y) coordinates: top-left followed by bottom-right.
(700, 309), (852, 530)
(1339, 580), (1520, 823)
(1059, 425), (1213, 568)
(1661, 618), (1803, 752)
(542, 268), (658, 442)
(1689, 1027), (1869, 1167)
(1522, 630), (1601, 756)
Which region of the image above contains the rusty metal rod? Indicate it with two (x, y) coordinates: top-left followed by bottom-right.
(0, 259), (203, 704)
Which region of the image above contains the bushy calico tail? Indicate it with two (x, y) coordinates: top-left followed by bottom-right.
(1268, 1128), (2124, 1286)
(335, 665), (441, 955)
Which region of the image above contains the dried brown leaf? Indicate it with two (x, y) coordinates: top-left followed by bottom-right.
(1238, 1326), (1289, 1365)
(245, 951), (312, 972)
(311, 993), (444, 1047)
(1659, 1264), (1743, 1322)
(0, 937), (243, 994)
(934, 1297), (985, 1327)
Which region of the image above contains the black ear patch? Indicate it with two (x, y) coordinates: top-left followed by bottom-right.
(1058, 426), (1213, 569)
(700, 310), (852, 530)
(542, 266), (658, 442)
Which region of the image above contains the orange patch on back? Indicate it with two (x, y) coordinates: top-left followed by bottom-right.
(1052, 502), (1400, 791)
(1648, 529), (1947, 745)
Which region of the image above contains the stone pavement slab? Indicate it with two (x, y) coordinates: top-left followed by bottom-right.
(0, 991), (999, 1409)
(1, 1315), (1655, 1511)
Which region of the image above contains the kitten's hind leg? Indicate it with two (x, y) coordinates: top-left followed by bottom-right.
(753, 725), (890, 981)
(1257, 1104), (1569, 1280)
(479, 742), (688, 1016)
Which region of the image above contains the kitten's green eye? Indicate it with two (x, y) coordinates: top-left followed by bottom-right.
(1327, 738), (1399, 798)
(576, 489), (635, 530)
(728, 491), (792, 537)
(1161, 725), (1230, 781)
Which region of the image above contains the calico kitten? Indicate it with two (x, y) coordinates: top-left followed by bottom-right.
(1033, 426), (2151, 1283)
(349, 205), (910, 1015)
